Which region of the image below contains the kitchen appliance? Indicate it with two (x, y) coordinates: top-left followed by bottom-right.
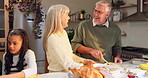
(121, 46), (148, 61)
(13, 5), (46, 73)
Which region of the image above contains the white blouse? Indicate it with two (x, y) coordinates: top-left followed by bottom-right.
(2, 49), (37, 78)
(46, 30), (85, 72)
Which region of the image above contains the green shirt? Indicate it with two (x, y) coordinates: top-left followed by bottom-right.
(71, 19), (122, 62)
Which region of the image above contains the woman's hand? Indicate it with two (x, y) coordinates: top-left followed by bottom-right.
(114, 57), (122, 64)
(83, 59), (97, 65)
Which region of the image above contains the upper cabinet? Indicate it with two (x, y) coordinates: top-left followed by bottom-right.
(111, 0), (148, 22)
(0, 0), (9, 51)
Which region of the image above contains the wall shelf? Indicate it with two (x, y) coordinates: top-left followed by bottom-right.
(0, 48), (5, 50)
(0, 9), (4, 11)
(70, 20), (127, 23)
(0, 28), (4, 30)
(69, 20), (81, 23)
(118, 2), (148, 8)
(111, 21), (127, 23)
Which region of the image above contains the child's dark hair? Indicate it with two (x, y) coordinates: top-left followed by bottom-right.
(4, 29), (30, 74)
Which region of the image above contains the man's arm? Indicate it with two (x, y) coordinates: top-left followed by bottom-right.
(77, 45), (93, 54)
(71, 21), (104, 60)
(77, 45), (104, 60)
(112, 25), (122, 63)
(113, 52), (122, 63)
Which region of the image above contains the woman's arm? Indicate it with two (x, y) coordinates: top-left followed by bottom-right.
(0, 71), (25, 78)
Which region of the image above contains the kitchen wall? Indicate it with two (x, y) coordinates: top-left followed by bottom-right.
(117, 21), (148, 48)
(114, 0), (148, 48)
(42, 0), (148, 48)
(42, 0), (98, 16)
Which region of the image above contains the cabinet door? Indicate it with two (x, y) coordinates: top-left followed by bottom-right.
(144, 0), (148, 12)
(0, 0), (5, 38)
(0, 0), (9, 61)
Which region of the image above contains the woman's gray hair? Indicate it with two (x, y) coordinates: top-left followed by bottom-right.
(43, 4), (70, 51)
(96, 0), (112, 12)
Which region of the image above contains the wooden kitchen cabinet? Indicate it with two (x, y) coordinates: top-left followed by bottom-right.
(0, 0), (9, 61)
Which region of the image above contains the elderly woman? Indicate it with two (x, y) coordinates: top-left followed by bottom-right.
(43, 4), (95, 72)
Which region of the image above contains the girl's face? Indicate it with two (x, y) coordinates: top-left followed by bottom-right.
(61, 12), (70, 28)
(8, 35), (23, 55)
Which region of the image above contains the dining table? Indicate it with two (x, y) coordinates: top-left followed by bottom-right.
(38, 59), (148, 78)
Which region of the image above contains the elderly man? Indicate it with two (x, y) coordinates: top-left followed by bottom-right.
(71, 0), (122, 63)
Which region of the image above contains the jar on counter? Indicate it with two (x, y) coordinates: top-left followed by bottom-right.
(112, 9), (123, 21)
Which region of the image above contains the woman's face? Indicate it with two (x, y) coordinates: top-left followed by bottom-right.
(61, 12), (70, 28)
(8, 35), (23, 55)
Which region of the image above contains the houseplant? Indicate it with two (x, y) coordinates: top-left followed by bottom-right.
(67, 29), (74, 43)
(112, 0), (125, 9)
(79, 9), (86, 20)
(5, 0), (44, 39)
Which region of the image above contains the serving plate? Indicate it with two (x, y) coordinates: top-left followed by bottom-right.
(68, 64), (115, 78)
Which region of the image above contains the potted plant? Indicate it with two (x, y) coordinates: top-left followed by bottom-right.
(67, 29), (75, 43)
(79, 9), (86, 20)
(112, 0), (125, 9)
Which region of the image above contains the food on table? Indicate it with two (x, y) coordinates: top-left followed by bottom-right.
(139, 63), (148, 70)
(106, 62), (112, 65)
(93, 63), (121, 73)
(109, 68), (117, 71)
(133, 59), (141, 61)
(98, 66), (118, 72)
(106, 62), (122, 67)
(126, 71), (134, 75)
(145, 71), (148, 75)
(131, 58), (145, 64)
(69, 65), (105, 78)
(126, 71), (137, 78)
(127, 74), (136, 78)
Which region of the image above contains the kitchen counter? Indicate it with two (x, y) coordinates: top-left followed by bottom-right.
(38, 60), (148, 78)
(39, 72), (68, 78)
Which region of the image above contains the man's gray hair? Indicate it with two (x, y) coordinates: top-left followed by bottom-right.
(96, 0), (112, 12)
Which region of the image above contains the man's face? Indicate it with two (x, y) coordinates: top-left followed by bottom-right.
(93, 5), (110, 24)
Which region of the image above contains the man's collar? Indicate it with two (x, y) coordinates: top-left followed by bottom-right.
(92, 19), (109, 28)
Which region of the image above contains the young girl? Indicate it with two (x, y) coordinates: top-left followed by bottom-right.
(1, 29), (37, 78)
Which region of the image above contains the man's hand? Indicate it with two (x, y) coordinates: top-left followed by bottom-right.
(77, 45), (104, 60)
(90, 49), (104, 60)
(114, 57), (122, 64)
